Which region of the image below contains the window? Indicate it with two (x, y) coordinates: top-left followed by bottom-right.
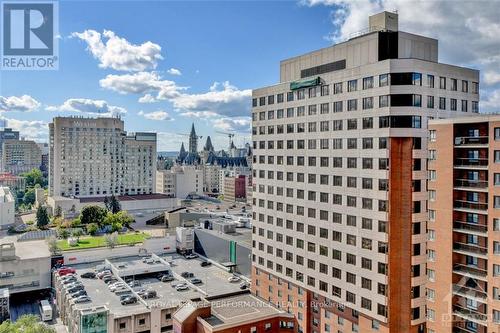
(379, 95), (389, 107)
(321, 85), (329, 96)
(347, 99), (357, 111)
(363, 76), (374, 89)
(450, 78), (457, 91)
(427, 74), (434, 88)
(462, 99), (468, 112)
(439, 76), (446, 89)
(348, 79), (358, 92)
(450, 98), (457, 111)
(439, 97), (446, 110)
(472, 81), (479, 94)
(334, 82), (343, 94)
(362, 97), (373, 109)
(427, 95), (434, 108)
(379, 74), (389, 87)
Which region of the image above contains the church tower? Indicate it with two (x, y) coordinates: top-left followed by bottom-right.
(188, 123), (198, 154)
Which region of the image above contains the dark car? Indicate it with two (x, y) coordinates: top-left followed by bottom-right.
(119, 293), (134, 301)
(121, 296), (137, 305)
(239, 282), (249, 290)
(142, 290), (157, 299)
(67, 285), (85, 293)
(200, 261), (211, 267)
(81, 272), (96, 279)
(103, 277), (118, 284)
(181, 272), (194, 278)
(190, 278), (202, 285)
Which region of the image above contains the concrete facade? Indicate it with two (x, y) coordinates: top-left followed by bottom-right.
(0, 187), (15, 230)
(156, 165), (204, 199)
(427, 115), (500, 333)
(251, 11), (479, 333)
(49, 117), (156, 198)
(1, 139), (42, 175)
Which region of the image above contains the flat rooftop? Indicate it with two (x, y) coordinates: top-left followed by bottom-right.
(202, 293), (291, 328)
(0, 238), (50, 260)
(195, 227), (252, 248)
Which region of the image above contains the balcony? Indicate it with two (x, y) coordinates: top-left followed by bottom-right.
(454, 158), (488, 169)
(454, 136), (488, 147)
(453, 221), (488, 235)
(454, 200), (488, 212)
(453, 322), (487, 333)
(453, 242), (488, 256)
(453, 304), (488, 323)
(453, 264), (488, 280)
(454, 179), (488, 190)
(453, 284), (488, 301)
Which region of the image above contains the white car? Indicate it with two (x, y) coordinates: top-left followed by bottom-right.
(109, 283), (126, 292)
(175, 285), (189, 291)
(228, 276), (240, 283)
(114, 286), (130, 293)
(74, 295), (91, 303)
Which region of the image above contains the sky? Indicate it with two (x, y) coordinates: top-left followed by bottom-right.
(1, 0), (500, 151)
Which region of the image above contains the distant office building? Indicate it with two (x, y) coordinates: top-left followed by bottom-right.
(49, 117), (156, 198)
(251, 11), (479, 333)
(156, 165), (204, 199)
(37, 142), (49, 176)
(427, 115), (500, 333)
(223, 174), (247, 202)
(0, 187), (15, 230)
(0, 173), (26, 192)
(1, 139), (42, 175)
(0, 128), (20, 148)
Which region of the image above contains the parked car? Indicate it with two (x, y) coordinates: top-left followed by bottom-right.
(119, 293), (133, 301)
(74, 296), (91, 303)
(239, 282), (249, 290)
(228, 276), (240, 283)
(65, 282), (83, 289)
(67, 285), (85, 293)
(121, 296), (137, 305)
(142, 290), (157, 299)
(109, 283), (126, 292)
(128, 280), (141, 287)
(62, 277), (77, 285)
(58, 268), (76, 276)
(175, 284), (189, 291)
(160, 275), (174, 282)
(185, 253), (198, 259)
(61, 274), (77, 281)
(181, 272), (194, 278)
(70, 290), (87, 298)
(114, 286), (130, 294)
(103, 277), (117, 284)
(200, 261), (211, 267)
(97, 270), (112, 279)
(190, 278), (202, 285)
(81, 272), (96, 279)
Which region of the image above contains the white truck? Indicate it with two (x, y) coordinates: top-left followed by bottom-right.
(40, 300), (52, 322)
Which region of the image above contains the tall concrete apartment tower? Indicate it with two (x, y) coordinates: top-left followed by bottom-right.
(49, 116), (157, 198)
(427, 115), (500, 333)
(251, 11), (479, 333)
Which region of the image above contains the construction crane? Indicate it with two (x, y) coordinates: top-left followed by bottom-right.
(216, 131), (235, 148)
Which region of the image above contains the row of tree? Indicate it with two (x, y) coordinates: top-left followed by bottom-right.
(0, 314), (55, 333)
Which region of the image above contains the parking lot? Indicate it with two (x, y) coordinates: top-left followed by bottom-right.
(165, 255), (245, 297)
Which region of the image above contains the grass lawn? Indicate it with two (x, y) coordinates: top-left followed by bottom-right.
(57, 232), (150, 250)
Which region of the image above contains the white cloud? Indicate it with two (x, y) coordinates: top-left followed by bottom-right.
(138, 110), (172, 121)
(172, 81), (251, 118)
(47, 98), (127, 116)
(167, 68), (182, 76)
(71, 29), (163, 71)
(301, 0), (500, 112)
(0, 95), (40, 112)
(212, 117), (251, 133)
(1, 117), (48, 142)
(157, 132), (187, 151)
(180, 111), (218, 119)
(99, 71), (184, 102)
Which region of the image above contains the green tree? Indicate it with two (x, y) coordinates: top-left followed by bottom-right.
(80, 205), (107, 226)
(86, 223), (98, 236)
(0, 314), (56, 333)
(72, 229), (83, 242)
(103, 211), (134, 230)
(54, 206), (62, 218)
(104, 195), (121, 214)
(21, 169), (46, 188)
(36, 206), (50, 229)
(23, 188), (36, 206)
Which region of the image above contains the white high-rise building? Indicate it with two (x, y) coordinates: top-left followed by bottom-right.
(49, 117), (156, 198)
(251, 11), (479, 333)
(0, 187), (15, 230)
(156, 165), (204, 199)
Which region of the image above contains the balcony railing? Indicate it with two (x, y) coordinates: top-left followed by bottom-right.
(453, 264), (488, 278)
(454, 179), (488, 189)
(454, 136), (489, 146)
(453, 284), (488, 300)
(453, 304), (488, 322)
(454, 200), (488, 211)
(454, 158), (488, 168)
(453, 242), (488, 256)
(453, 221), (488, 234)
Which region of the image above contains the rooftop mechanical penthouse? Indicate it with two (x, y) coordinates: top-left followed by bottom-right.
(251, 11), (479, 333)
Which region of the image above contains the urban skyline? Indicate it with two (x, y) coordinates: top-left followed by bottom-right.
(1, 1), (500, 151)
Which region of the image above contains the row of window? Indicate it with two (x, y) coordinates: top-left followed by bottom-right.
(252, 74), (479, 107)
(252, 116), (422, 136)
(253, 97), (477, 121)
